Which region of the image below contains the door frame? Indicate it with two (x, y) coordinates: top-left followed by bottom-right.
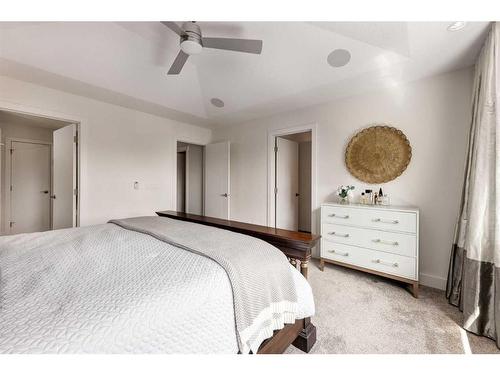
(0, 101), (83, 232)
(172, 138), (207, 214)
(267, 123), (318, 234)
(5, 137), (53, 234)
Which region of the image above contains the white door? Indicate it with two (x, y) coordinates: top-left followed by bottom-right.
(53, 124), (77, 230)
(10, 141), (51, 234)
(276, 137), (299, 231)
(204, 141), (230, 219)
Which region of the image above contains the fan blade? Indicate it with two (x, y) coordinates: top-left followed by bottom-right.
(161, 21), (185, 36)
(202, 37), (263, 54)
(167, 50), (189, 75)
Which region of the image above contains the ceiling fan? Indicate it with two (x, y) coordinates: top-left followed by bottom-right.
(161, 21), (263, 75)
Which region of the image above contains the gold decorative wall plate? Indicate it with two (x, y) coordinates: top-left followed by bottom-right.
(345, 125), (412, 183)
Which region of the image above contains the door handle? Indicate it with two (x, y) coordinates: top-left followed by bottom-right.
(295, 193), (300, 197)
(221, 193), (230, 197)
(372, 218), (399, 224)
(328, 213), (349, 219)
(40, 190), (49, 194)
(328, 231), (350, 238)
(50, 195), (56, 199)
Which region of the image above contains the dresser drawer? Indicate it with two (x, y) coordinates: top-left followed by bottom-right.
(322, 223), (417, 257)
(321, 205), (358, 225)
(321, 205), (417, 233)
(321, 240), (417, 280)
(320, 240), (359, 266)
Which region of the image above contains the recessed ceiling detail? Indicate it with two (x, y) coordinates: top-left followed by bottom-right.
(210, 98), (225, 108)
(0, 22), (490, 128)
(327, 49), (351, 67)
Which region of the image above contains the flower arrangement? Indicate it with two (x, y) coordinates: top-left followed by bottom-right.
(336, 185), (355, 203)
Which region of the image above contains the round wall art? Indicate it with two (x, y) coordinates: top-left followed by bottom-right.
(345, 125), (412, 183)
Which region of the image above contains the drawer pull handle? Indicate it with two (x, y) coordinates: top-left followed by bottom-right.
(372, 259), (399, 267)
(328, 250), (349, 256)
(328, 231), (350, 238)
(372, 239), (399, 246)
(372, 218), (399, 224)
(329, 213), (350, 219)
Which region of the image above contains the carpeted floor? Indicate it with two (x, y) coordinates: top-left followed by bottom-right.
(286, 259), (499, 354)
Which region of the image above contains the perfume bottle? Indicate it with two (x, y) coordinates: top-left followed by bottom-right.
(365, 189), (373, 205)
(377, 188), (384, 205)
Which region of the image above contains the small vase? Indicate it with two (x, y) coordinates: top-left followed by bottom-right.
(338, 196), (349, 204)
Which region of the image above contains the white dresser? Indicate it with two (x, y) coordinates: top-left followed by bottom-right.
(320, 203), (419, 297)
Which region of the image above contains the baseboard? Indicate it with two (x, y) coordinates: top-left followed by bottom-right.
(419, 273), (447, 290)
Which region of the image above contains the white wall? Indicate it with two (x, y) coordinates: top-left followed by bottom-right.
(0, 121), (54, 233)
(0, 75), (212, 226)
(213, 68), (473, 289)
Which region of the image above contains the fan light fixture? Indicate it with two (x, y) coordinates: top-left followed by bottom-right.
(447, 22), (467, 31)
(180, 39), (203, 55)
(161, 21), (263, 75)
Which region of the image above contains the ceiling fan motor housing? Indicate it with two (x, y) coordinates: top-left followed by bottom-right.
(180, 22), (203, 55)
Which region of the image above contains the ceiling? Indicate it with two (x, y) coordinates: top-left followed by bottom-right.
(0, 110), (72, 129)
(0, 22), (490, 129)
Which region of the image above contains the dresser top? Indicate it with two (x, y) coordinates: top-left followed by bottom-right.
(321, 202), (419, 213)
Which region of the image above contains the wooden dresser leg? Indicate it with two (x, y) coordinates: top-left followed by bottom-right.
(319, 258), (325, 271)
(411, 282), (419, 298)
(292, 318), (317, 353)
(300, 260), (308, 279)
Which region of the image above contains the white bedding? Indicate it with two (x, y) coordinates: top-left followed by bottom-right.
(0, 223), (314, 353)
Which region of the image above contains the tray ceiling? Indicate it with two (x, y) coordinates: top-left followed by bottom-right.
(0, 22), (490, 128)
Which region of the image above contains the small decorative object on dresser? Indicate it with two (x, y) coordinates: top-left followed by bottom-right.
(319, 203), (419, 297)
(336, 185), (355, 204)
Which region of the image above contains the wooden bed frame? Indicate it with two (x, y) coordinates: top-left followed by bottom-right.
(156, 211), (320, 354)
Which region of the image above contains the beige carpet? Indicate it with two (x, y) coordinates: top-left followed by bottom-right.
(286, 259), (499, 354)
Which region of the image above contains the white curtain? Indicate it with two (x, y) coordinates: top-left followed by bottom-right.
(446, 22), (499, 348)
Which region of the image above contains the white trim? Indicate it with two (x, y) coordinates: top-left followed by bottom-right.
(419, 272), (447, 290)
(0, 100), (83, 228)
(172, 138), (207, 214)
(5, 137), (52, 234)
(267, 123), (318, 236)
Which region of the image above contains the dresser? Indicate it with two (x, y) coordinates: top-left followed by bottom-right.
(319, 203), (419, 297)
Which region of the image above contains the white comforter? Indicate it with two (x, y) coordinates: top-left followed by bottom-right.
(0, 223), (314, 353)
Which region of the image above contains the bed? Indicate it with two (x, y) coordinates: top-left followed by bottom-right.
(0, 215), (317, 354)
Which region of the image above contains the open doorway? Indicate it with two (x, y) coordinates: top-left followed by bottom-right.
(0, 110), (79, 235)
(176, 141), (204, 215)
(271, 130), (312, 232)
